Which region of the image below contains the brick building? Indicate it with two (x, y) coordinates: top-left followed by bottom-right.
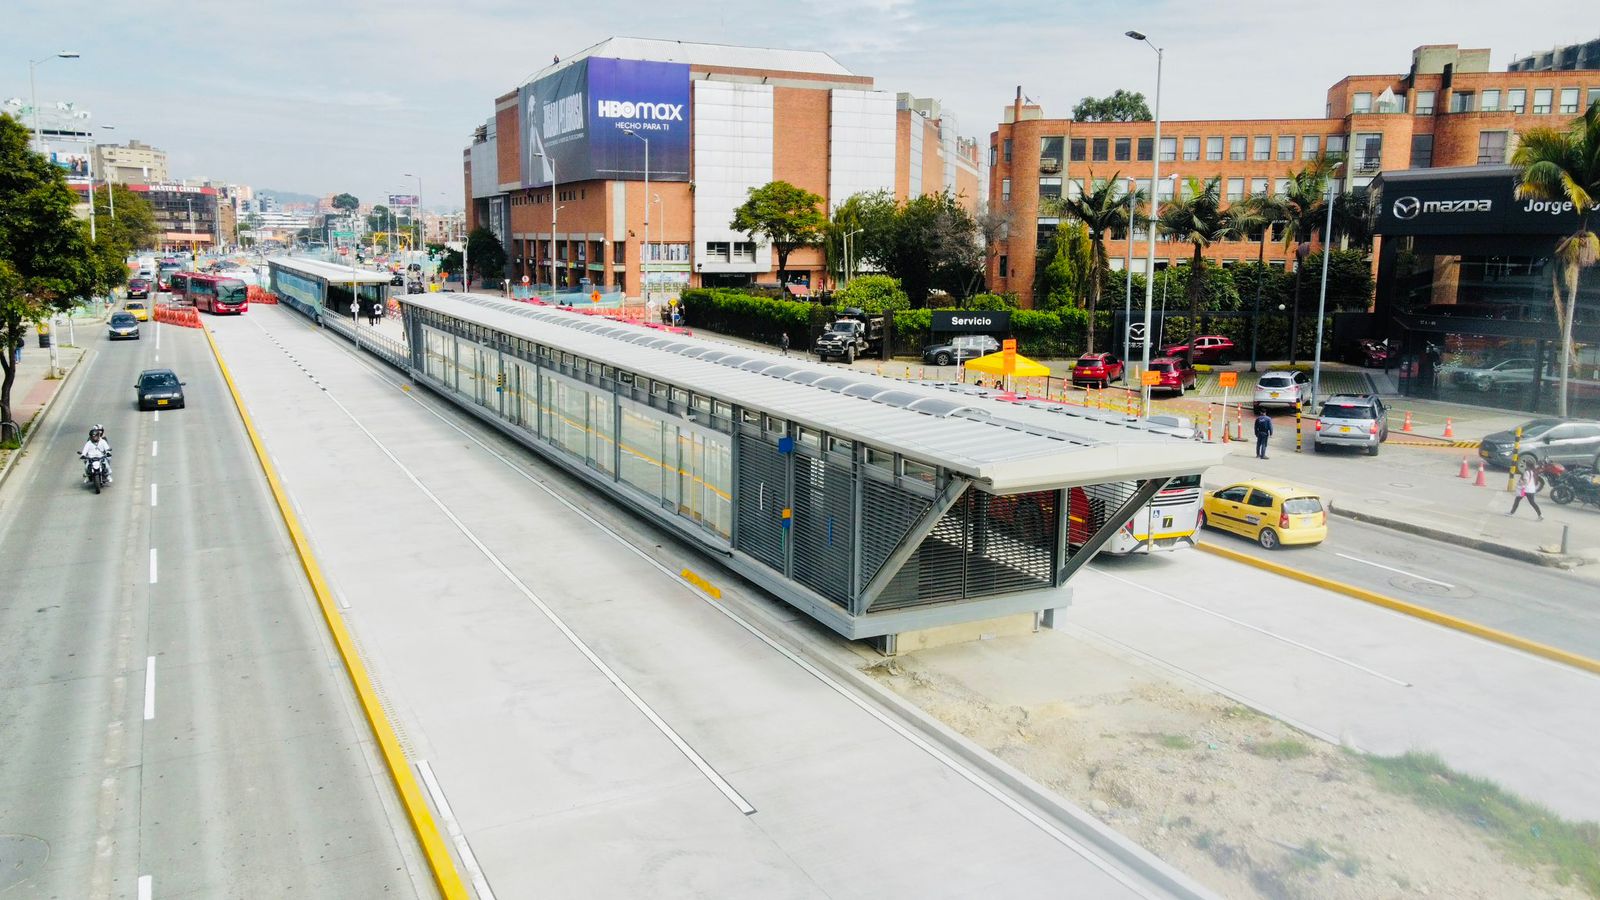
(988, 44), (1600, 308)
(462, 37), (984, 298)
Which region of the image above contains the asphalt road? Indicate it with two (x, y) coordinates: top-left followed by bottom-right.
(1192, 503), (1600, 662)
(0, 310), (426, 898)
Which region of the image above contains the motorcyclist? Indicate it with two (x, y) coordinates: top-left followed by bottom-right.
(79, 425), (112, 483)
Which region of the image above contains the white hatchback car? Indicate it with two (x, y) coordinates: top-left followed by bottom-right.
(1252, 370), (1312, 412)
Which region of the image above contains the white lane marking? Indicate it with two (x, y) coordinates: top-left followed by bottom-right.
(291, 362), (756, 815)
(138, 874), (152, 900)
(387, 378), (1155, 891)
(150, 482), (158, 507)
(1090, 566), (1412, 687)
(149, 548), (158, 584)
(1333, 552), (1454, 589)
(417, 761), (497, 900)
(151, 440), (158, 457)
(154, 410), (159, 422)
(143, 657), (156, 721)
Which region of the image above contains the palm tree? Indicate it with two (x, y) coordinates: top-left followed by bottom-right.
(1278, 157), (1336, 364)
(1156, 176), (1245, 367)
(1049, 172), (1140, 352)
(1513, 103), (1600, 417)
(1228, 193), (1290, 371)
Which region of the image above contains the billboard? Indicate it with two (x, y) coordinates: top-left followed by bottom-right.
(50, 148), (91, 181)
(518, 57), (690, 188)
(388, 194), (419, 208)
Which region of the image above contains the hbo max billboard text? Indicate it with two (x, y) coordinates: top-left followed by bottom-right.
(519, 57), (690, 188)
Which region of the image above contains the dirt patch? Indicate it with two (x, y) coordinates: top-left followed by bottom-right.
(867, 656), (1588, 900)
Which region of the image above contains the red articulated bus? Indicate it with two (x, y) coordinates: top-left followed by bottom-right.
(168, 272), (249, 315)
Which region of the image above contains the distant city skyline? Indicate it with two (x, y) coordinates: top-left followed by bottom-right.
(5, 0), (1595, 205)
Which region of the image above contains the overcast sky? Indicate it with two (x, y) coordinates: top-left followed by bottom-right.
(5, 0), (1593, 209)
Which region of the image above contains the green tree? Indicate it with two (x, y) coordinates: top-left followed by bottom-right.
(91, 185), (158, 253)
(1302, 249), (1374, 311)
(366, 204), (392, 236)
(331, 192), (360, 211)
(875, 191), (982, 305)
(730, 180), (826, 283)
(465, 227), (506, 285)
(0, 113), (94, 433)
(1278, 157), (1337, 363)
(1035, 221), (1091, 312)
(1156, 177), (1246, 366)
(1072, 90), (1153, 122)
(833, 274), (909, 312)
(241, 212), (263, 247)
(1514, 103), (1600, 416)
(1050, 173), (1140, 350)
(825, 190), (897, 284)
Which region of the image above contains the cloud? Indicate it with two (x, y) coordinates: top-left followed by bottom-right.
(4, 0), (1596, 204)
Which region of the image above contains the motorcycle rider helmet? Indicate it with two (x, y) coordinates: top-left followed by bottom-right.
(89, 424), (104, 440)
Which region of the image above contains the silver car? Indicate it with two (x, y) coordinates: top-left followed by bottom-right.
(1314, 394), (1389, 456)
(1252, 370), (1311, 412)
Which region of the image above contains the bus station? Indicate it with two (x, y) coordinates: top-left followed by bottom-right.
(266, 255), (393, 323)
(386, 292), (1227, 649)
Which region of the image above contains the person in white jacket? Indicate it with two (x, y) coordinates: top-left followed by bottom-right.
(79, 424), (112, 483)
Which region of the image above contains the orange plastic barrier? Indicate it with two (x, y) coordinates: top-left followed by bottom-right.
(155, 304), (203, 328)
(246, 285), (279, 305)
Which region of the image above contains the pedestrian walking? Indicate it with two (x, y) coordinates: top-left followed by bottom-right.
(779, 332), (790, 356)
(1508, 465), (1545, 520)
(1253, 412), (1273, 459)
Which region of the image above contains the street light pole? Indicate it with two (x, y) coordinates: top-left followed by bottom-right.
(27, 52), (79, 155)
(624, 129), (650, 303)
(1310, 166), (1341, 405)
(1127, 30), (1162, 414)
(533, 152), (558, 293)
(1123, 176), (1135, 367)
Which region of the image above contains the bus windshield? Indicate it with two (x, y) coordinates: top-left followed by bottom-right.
(219, 281), (248, 303)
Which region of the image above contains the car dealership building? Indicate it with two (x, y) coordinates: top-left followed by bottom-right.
(463, 37), (985, 298)
(1370, 165), (1598, 417)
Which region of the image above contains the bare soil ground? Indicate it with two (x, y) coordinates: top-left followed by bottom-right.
(867, 653), (1588, 900)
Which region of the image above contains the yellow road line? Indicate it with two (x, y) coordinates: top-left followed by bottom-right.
(1198, 540), (1600, 677)
(202, 325), (469, 899)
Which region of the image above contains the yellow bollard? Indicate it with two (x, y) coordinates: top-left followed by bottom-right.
(1295, 401), (1303, 453)
(1507, 426), (1523, 492)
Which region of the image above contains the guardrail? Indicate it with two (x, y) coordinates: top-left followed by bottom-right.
(318, 310), (411, 371)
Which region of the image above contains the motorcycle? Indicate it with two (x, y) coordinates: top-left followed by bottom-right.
(1545, 463), (1600, 510)
(80, 451), (111, 494)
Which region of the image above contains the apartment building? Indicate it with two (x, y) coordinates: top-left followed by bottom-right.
(988, 43), (1600, 307)
(463, 37), (985, 297)
(93, 139), (168, 185)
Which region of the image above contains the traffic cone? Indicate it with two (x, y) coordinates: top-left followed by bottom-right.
(1402, 411), (1413, 432)
(1458, 457), (1470, 478)
(1474, 462), (1487, 487)
(1444, 417), (1455, 439)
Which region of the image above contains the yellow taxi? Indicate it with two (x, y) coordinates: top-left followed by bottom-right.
(124, 300), (150, 321)
(1200, 480), (1327, 550)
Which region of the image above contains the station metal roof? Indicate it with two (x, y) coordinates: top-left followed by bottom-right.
(402, 293), (1227, 493)
(268, 256), (393, 285)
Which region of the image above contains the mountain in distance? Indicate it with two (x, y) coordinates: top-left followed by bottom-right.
(256, 188), (321, 205)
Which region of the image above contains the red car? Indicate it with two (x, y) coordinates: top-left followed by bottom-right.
(126, 277), (151, 299)
(1147, 356), (1197, 395)
(1072, 352), (1125, 387)
(1161, 334), (1236, 365)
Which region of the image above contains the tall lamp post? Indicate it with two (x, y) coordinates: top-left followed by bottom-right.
(1249, 216), (1285, 372)
(1122, 176), (1135, 367)
(27, 51), (79, 154)
(843, 228), (863, 287)
(623, 129), (649, 303)
(402, 172), (423, 254)
(1126, 30), (1162, 413)
(531, 151), (559, 293)
(1310, 162), (1343, 405)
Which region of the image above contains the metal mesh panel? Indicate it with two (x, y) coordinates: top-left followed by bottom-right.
(791, 453), (853, 607)
(1066, 480), (1143, 562)
(870, 487), (1057, 611)
(735, 434), (786, 571)
(860, 479), (932, 585)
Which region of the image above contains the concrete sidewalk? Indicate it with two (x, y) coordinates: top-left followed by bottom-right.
(1, 344), (88, 478)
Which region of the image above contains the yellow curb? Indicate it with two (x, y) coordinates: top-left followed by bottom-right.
(1197, 540), (1600, 677)
(681, 567), (722, 600)
(201, 326), (469, 899)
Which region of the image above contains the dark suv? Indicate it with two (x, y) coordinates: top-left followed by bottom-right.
(1314, 394), (1389, 456)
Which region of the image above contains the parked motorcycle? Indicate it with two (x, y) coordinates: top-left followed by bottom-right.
(1545, 463), (1600, 510)
(80, 452), (111, 494)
